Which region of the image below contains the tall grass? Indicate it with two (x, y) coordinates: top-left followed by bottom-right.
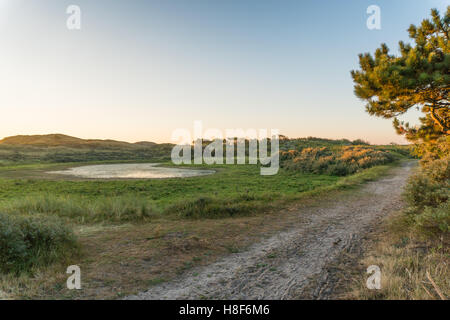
(2, 195), (158, 223)
(1, 193), (271, 222)
(350, 213), (448, 300)
(166, 196), (264, 219)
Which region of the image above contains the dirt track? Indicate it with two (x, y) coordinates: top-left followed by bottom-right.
(127, 162), (415, 300)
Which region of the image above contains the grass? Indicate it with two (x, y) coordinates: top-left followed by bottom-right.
(0, 160), (404, 299)
(348, 212), (449, 300)
(348, 148), (449, 300)
(0, 138), (173, 164)
(0, 162), (400, 224)
(0, 162), (340, 221)
(0, 139), (412, 299)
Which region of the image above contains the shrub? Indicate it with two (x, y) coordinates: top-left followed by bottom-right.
(405, 156), (450, 209)
(351, 139), (370, 145)
(167, 197), (255, 219)
(0, 213), (78, 274)
(326, 162), (352, 176)
(415, 200), (450, 234)
(280, 146), (396, 176)
(404, 141), (449, 235)
(91, 197), (157, 222)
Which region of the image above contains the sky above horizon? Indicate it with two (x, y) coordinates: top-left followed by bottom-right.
(1, 0), (448, 144)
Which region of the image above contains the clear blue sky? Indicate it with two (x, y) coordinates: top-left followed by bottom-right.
(0, 0), (448, 144)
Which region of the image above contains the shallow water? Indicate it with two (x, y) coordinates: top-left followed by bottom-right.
(48, 163), (215, 179)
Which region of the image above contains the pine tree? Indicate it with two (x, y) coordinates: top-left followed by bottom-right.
(351, 7), (449, 143)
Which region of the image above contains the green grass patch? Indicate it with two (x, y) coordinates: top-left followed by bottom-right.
(0, 161), (404, 224)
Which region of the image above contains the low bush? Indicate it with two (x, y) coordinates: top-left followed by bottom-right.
(280, 146), (396, 176)
(415, 200), (450, 234)
(0, 213), (78, 274)
(404, 137), (449, 236)
(167, 197), (257, 219)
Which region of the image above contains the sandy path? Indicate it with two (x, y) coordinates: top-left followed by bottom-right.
(127, 162), (415, 300)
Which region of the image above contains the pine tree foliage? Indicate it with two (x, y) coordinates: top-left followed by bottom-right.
(351, 7), (449, 142)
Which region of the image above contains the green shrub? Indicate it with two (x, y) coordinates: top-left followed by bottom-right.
(280, 146), (396, 176)
(351, 139), (370, 145)
(0, 213), (78, 274)
(90, 197), (157, 222)
(405, 157), (449, 209)
(326, 162), (352, 176)
(167, 197), (255, 219)
(404, 142), (449, 235)
(414, 200), (450, 234)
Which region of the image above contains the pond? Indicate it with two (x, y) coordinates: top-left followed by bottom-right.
(48, 163), (215, 179)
